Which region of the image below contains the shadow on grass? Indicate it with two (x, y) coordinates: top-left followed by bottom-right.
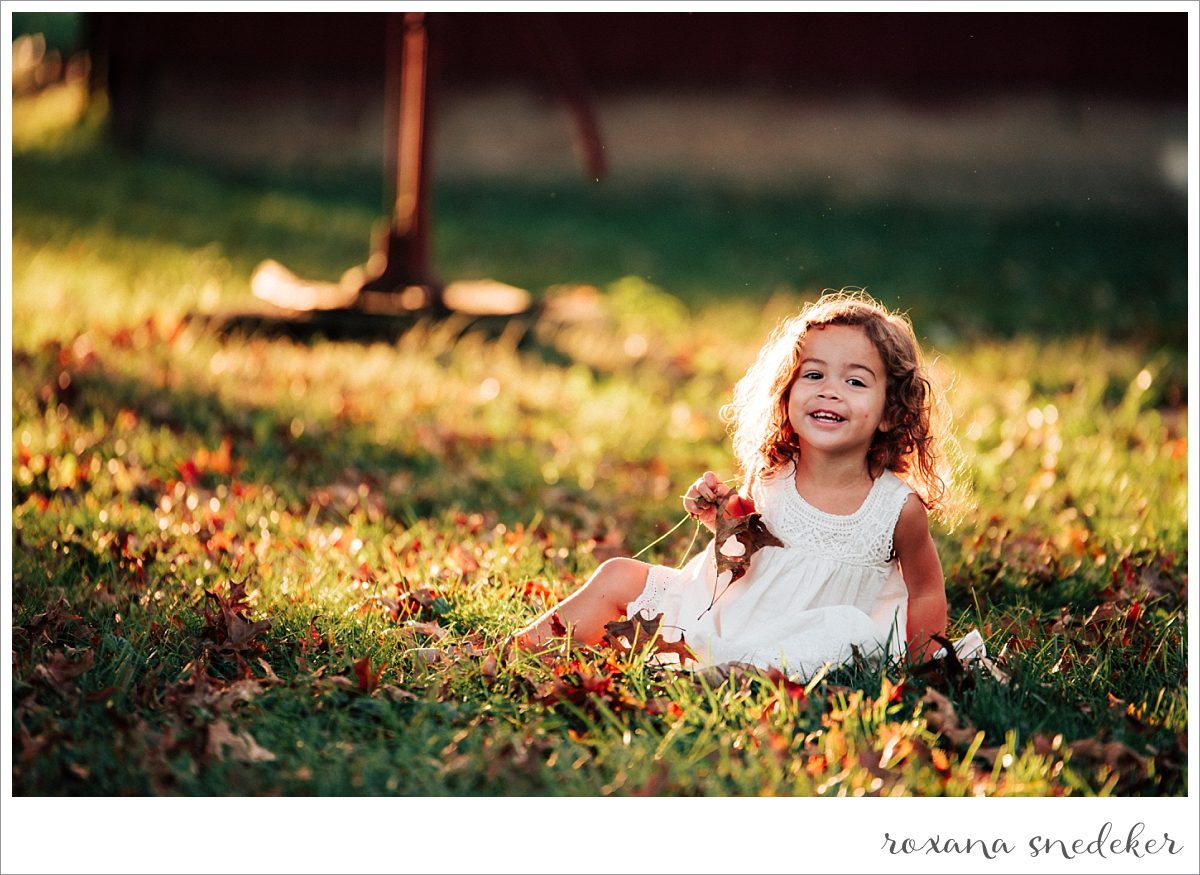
(14, 133), (1191, 348)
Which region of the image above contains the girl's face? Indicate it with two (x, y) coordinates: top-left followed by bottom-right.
(786, 324), (889, 464)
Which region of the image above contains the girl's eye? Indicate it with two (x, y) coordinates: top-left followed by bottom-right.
(803, 371), (822, 380)
(847, 378), (867, 387)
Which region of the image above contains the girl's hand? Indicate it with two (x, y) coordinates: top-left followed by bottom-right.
(683, 471), (734, 532)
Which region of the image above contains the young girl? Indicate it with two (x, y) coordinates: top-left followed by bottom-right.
(512, 290), (966, 678)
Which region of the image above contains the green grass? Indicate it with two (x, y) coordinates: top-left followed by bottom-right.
(10, 85), (1188, 797)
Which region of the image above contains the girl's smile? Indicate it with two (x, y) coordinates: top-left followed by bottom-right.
(786, 324), (888, 459)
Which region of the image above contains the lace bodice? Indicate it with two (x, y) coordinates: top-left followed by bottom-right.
(750, 468), (912, 568)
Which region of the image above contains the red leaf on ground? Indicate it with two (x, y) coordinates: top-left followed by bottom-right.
(353, 655), (386, 694)
(523, 579), (559, 605)
(24, 599), (85, 640)
(369, 587), (445, 621)
(1122, 599), (1143, 646)
(762, 665), (808, 702)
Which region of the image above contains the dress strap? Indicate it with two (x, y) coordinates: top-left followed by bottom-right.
(876, 472), (915, 562)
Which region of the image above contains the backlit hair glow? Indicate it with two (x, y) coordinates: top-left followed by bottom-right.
(721, 290), (956, 517)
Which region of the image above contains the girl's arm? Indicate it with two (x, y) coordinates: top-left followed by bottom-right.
(893, 495), (948, 661)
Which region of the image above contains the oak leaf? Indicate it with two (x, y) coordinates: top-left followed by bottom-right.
(203, 579), (271, 653)
(603, 612), (695, 664)
(700, 500), (783, 616)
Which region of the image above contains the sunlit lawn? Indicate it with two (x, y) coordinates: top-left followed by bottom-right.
(9, 83), (1188, 796)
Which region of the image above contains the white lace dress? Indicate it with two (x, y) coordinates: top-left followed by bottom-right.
(626, 468), (917, 679)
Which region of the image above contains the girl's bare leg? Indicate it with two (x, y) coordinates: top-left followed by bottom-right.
(511, 558), (651, 650)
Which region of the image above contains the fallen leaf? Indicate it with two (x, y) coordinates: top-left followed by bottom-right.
(856, 747), (894, 785)
(378, 684), (418, 702)
(695, 661), (759, 688)
(1068, 737), (1148, 773)
(256, 658), (283, 684)
(352, 656), (386, 694)
(207, 719), (276, 763)
(401, 620), (448, 641)
(203, 579), (271, 653)
(367, 587), (448, 621)
(919, 688), (980, 749)
(522, 579), (559, 604)
(410, 648), (443, 672)
(225, 613), (272, 650)
(32, 649), (94, 692)
(23, 599), (85, 640)
(177, 438), (237, 486)
(761, 665), (808, 702)
(603, 612), (695, 664)
(216, 678), (266, 708)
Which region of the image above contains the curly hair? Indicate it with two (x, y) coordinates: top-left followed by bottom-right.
(721, 290), (958, 518)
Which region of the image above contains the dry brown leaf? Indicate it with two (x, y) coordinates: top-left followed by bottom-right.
(604, 612), (695, 664)
(409, 648), (444, 672)
(856, 747), (894, 784)
(401, 620), (448, 641)
(206, 719), (276, 763)
(213, 679), (266, 708)
(24, 599), (85, 641)
(256, 657), (283, 684)
(203, 579), (271, 653)
(1068, 738), (1148, 772)
(378, 684), (418, 702)
(919, 688), (981, 749)
(32, 649), (94, 691)
(701, 501), (784, 615)
(225, 613), (272, 650)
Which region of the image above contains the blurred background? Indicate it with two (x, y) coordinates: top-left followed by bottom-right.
(11, 10), (1189, 344)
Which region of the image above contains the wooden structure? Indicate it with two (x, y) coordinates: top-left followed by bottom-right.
(87, 12), (1184, 315)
